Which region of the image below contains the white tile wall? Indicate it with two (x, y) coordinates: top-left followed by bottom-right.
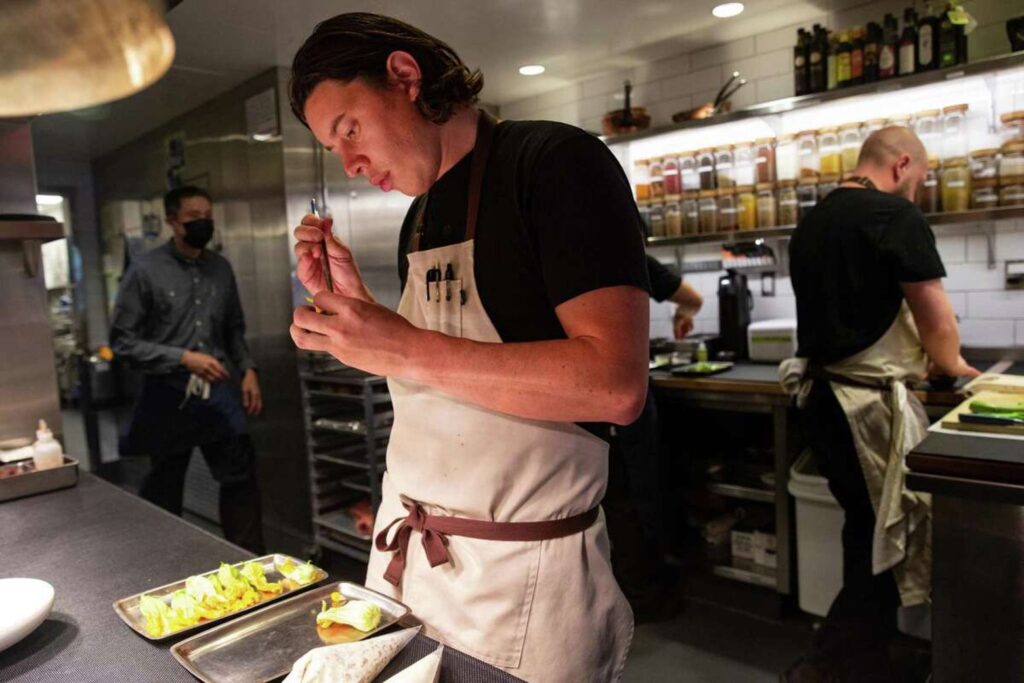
(497, 0), (1022, 348)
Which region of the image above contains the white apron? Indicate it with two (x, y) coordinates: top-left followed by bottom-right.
(781, 302), (932, 606)
(366, 112), (633, 682)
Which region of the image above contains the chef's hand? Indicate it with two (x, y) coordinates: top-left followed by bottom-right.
(293, 214), (373, 303)
(241, 369), (262, 416)
(181, 351), (229, 383)
(673, 307), (695, 339)
(290, 291), (415, 377)
(927, 356), (981, 380)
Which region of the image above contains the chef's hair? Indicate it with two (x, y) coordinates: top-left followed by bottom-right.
(289, 12), (484, 127)
(857, 127), (928, 168)
(164, 186), (212, 218)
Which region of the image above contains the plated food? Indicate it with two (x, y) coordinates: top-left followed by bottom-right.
(315, 590), (383, 644)
(114, 554), (327, 640)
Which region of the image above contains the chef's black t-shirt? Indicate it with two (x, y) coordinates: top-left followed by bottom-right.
(397, 119), (650, 438)
(398, 119), (650, 338)
(789, 187), (946, 364)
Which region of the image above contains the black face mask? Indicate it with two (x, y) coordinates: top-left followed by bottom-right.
(182, 218), (214, 249)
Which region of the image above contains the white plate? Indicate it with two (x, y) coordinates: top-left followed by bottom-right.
(0, 578), (55, 653)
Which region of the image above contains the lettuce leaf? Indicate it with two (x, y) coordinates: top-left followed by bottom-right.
(240, 561), (282, 594)
(316, 599), (382, 632)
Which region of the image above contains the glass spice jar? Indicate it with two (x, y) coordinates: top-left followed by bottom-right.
(818, 174), (840, 199)
(718, 189), (738, 231)
(715, 145), (736, 189)
(797, 178), (818, 220)
(663, 155), (682, 196)
(634, 159), (651, 202)
(733, 143), (756, 187)
(913, 109), (942, 163)
(680, 151), (700, 192)
(664, 196), (683, 237)
(637, 199), (652, 236)
(971, 179), (999, 210)
(682, 191), (700, 235)
(941, 157), (971, 213)
(754, 137), (777, 184)
(865, 118), (888, 137)
(839, 123), (863, 177)
(775, 135), (798, 182)
(735, 185), (757, 231)
(756, 183), (777, 228)
(697, 148), (716, 190)
(797, 130), (820, 181)
(942, 104), (970, 161)
(917, 160), (940, 214)
(1000, 141), (1024, 179)
(999, 176), (1024, 207)
(649, 157), (665, 202)
(999, 111), (1024, 145)
(698, 190), (719, 233)
(649, 202), (666, 237)
(817, 128), (842, 177)
(778, 180), (799, 226)
(886, 113), (912, 128)
(969, 148), (1000, 181)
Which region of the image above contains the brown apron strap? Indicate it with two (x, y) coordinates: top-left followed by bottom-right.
(407, 109), (496, 254)
(808, 363), (894, 391)
(375, 500), (599, 587)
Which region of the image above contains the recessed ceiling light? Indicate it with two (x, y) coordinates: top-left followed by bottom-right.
(518, 65), (545, 76)
(712, 2), (745, 18)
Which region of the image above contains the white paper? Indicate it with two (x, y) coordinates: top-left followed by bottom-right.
(283, 626), (421, 683)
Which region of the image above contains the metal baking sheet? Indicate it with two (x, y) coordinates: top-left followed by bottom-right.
(171, 581), (410, 683)
(113, 554), (328, 641)
(0, 456), (78, 502)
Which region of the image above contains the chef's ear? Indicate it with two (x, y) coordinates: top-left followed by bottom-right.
(386, 51), (422, 102)
(894, 153), (912, 181)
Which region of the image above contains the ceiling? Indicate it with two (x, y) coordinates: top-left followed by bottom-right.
(29, 0), (849, 162)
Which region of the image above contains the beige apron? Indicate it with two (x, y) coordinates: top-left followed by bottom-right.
(365, 112), (633, 682)
(780, 302), (932, 606)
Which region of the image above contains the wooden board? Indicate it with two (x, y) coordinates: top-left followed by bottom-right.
(940, 390), (1024, 436)
(964, 373), (1024, 395)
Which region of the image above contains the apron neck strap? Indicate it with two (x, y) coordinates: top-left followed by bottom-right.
(409, 109), (496, 253)
(844, 175), (878, 191)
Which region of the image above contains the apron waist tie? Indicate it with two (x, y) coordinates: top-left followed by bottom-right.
(374, 500), (600, 586)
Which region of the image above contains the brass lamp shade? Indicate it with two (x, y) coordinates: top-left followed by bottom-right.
(0, 0), (175, 117)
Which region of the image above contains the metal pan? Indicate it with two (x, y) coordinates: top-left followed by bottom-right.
(171, 581), (410, 683)
(0, 456), (78, 503)
(113, 554), (328, 641)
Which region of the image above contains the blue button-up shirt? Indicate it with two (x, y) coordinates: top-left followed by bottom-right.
(110, 240), (254, 375)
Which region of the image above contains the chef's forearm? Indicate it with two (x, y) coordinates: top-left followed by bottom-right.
(400, 332), (648, 425)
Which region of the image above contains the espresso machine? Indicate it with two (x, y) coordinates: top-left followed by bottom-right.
(717, 269), (753, 360)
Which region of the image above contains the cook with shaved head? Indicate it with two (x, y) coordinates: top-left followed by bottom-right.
(780, 126), (978, 682)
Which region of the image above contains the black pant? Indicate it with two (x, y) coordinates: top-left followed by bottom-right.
(139, 434), (265, 554)
(802, 381), (901, 682)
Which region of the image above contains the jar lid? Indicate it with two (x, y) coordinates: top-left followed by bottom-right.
(1000, 111), (1024, 124)
(635, 158), (651, 166)
(696, 147), (714, 154)
(754, 137), (775, 145)
(970, 148), (999, 158)
(797, 178), (818, 186)
(778, 179), (798, 188)
(927, 158), (940, 169)
(1001, 141), (1024, 153)
(942, 103), (969, 114)
(866, 118), (888, 126)
(717, 187), (735, 196)
(734, 184), (755, 192)
(699, 189), (718, 198)
(999, 174), (1024, 186)
(886, 114), (911, 123)
(820, 173), (840, 182)
(972, 178), (998, 189)
(838, 122), (862, 131)
(637, 199), (651, 207)
(915, 109), (941, 118)
(715, 144), (735, 151)
(649, 156), (664, 164)
(683, 191), (700, 199)
(777, 134), (795, 143)
(817, 126), (838, 134)
(796, 129), (818, 137)
(755, 182), (776, 191)
(944, 156), (968, 166)
(665, 193), (682, 201)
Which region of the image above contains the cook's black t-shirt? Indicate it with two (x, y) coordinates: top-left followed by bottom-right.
(789, 187), (946, 364)
(397, 119), (650, 437)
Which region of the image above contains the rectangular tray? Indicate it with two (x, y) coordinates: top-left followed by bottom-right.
(0, 456), (78, 503)
(113, 554), (328, 641)
(671, 361), (735, 377)
(171, 581), (410, 683)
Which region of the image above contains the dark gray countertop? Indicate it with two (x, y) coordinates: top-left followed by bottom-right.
(0, 474), (519, 683)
